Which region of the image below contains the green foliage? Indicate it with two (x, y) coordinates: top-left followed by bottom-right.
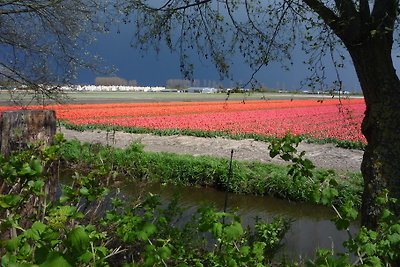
(60, 138), (362, 206)
(1, 135), (399, 266)
(308, 191), (400, 266)
(0, 141), (291, 266)
(269, 133), (315, 180)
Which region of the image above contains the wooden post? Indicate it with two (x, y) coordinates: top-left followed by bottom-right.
(0, 109), (56, 157)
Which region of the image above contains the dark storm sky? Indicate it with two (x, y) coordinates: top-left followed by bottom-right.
(76, 21), (398, 92)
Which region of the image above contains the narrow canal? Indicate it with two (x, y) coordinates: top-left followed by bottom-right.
(121, 182), (359, 260)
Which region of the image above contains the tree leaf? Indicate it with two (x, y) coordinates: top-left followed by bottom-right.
(224, 221), (243, 241)
(40, 252), (72, 267)
(66, 226), (90, 255)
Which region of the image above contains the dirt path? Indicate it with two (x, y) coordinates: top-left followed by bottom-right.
(60, 127), (363, 173)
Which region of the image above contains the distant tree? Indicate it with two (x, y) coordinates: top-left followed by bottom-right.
(123, 1), (399, 229)
(128, 80), (138, 86)
(0, 0), (113, 103)
(95, 76), (128, 86)
(166, 79), (191, 89)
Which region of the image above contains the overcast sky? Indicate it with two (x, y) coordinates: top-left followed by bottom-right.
(76, 20), (398, 92)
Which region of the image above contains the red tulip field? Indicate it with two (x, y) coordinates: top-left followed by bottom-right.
(0, 98), (366, 143)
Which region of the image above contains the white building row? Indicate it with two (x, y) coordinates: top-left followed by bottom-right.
(60, 85), (166, 92)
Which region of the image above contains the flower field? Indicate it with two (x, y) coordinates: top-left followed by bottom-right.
(0, 98), (366, 143)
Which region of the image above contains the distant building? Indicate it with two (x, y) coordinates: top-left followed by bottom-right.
(187, 87), (218, 93)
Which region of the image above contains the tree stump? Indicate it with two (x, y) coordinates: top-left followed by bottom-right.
(0, 110), (57, 241)
(0, 109), (56, 157)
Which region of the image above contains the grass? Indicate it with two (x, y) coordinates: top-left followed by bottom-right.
(60, 139), (363, 207)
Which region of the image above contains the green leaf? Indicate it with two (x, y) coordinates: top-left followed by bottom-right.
(28, 179), (45, 195)
(1, 254), (17, 266)
(137, 222), (156, 241)
(333, 217), (350, 230)
(212, 222), (223, 237)
(239, 245), (250, 256)
(328, 178), (338, 187)
(0, 194), (22, 208)
(388, 233), (400, 244)
(366, 256), (381, 266)
(24, 221), (47, 241)
(281, 154), (291, 161)
(19, 163), (33, 176)
(35, 246), (50, 264)
(342, 201), (358, 221)
(79, 187), (89, 196)
(310, 190), (321, 203)
(4, 237), (19, 252)
(303, 159), (315, 169)
(158, 246), (171, 259)
(30, 159), (43, 174)
(228, 258), (237, 267)
(67, 226), (90, 254)
(40, 252), (72, 267)
(31, 221), (47, 235)
(224, 222), (243, 241)
(77, 251), (93, 263)
(20, 242), (31, 257)
(321, 187), (338, 205)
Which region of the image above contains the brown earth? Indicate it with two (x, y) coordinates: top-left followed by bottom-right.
(60, 127), (363, 173)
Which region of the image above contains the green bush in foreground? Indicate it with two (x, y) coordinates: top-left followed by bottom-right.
(0, 137), (399, 266)
(60, 139), (363, 207)
(0, 141), (290, 266)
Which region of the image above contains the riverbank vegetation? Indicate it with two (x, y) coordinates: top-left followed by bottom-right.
(1, 135), (399, 266)
(60, 138), (363, 207)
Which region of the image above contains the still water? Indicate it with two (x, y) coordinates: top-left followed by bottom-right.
(120, 182), (359, 261)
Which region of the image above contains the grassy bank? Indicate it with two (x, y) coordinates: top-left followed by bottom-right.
(60, 139), (363, 207)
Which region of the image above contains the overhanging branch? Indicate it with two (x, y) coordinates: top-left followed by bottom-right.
(302, 0), (339, 30)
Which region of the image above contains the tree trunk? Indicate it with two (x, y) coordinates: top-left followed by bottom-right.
(347, 38), (400, 229)
(0, 109), (56, 157)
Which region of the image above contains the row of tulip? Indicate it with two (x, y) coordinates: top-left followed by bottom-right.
(0, 98), (366, 143)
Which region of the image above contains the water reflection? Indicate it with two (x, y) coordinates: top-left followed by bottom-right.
(121, 182), (359, 260)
